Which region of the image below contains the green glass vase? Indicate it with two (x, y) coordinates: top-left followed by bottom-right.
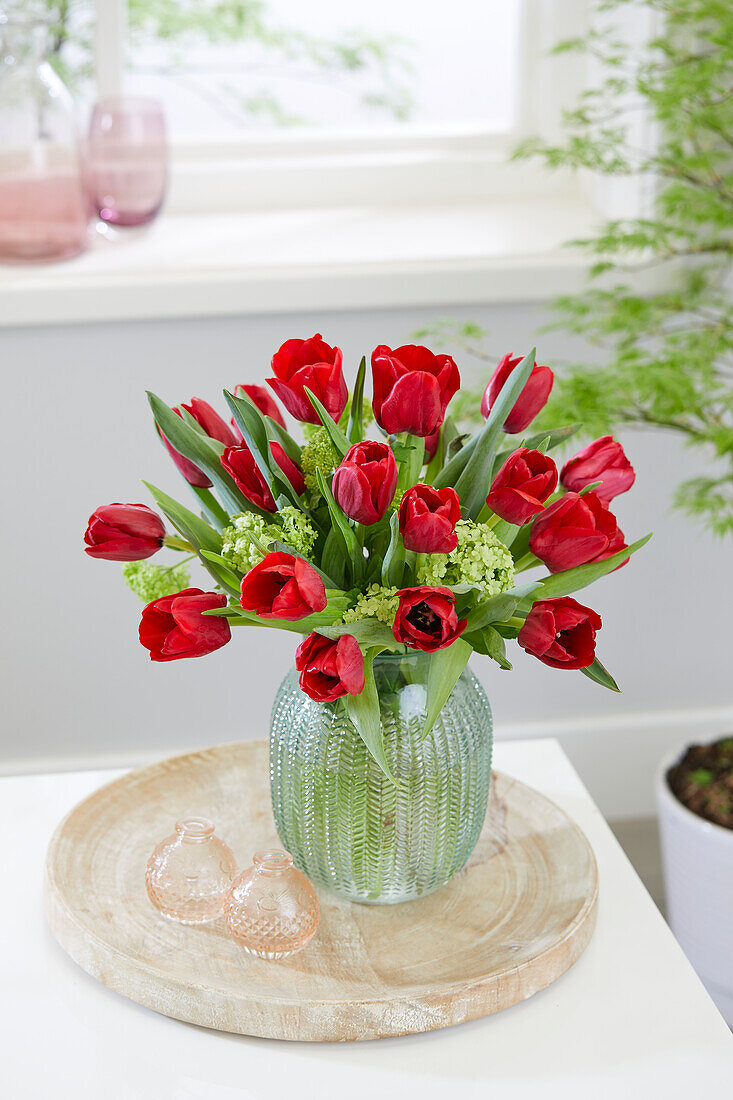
(269, 652), (492, 904)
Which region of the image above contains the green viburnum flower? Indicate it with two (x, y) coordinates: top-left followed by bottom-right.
(341, 584), (400, 625)
(300, 427), (341, 494)
(122, 560), (192, 603)
(416, 521), (515, 598)
(220, 507), (318, 574)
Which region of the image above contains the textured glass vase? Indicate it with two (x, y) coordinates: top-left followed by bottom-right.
(270, 653), (492, 904)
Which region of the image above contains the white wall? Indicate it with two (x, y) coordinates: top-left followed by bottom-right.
(2, 302), (731, 817)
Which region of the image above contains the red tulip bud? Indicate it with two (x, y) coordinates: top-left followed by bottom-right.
(398, 484), (460, 553)
(560, 436), (635, 501)
(392, 586), (467, 652)
(481, 353), (554, 434)
(239, 552), (327, 620)
(267, 334), (347, 424)
(332, 440), (398, 524)
(371, 344), (460, 437)
(487, 448), (558, 525)
(518, 597), (601, 669)
(139, 589), (230, 662)
(84, 503), (165, 561)
(529, 492), (627, 574)
(295, 632), (365, 701)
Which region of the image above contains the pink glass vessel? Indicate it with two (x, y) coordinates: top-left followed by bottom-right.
(87, 97), (167, 227)
(0, 11), (89, 263)
(225, 849), (320, 959)
(146, 817), (238, 925)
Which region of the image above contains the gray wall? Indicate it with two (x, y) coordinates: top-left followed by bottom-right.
(2, 303), (730, 816)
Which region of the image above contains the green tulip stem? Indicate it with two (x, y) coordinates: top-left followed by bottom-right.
(514, 551), (541, 572)
(480, 508), (499, 528)
(162, 554), (196, 573)
(164, 535), (194, 552)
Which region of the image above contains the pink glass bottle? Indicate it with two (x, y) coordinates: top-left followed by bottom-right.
(145, 817), (238, 925)
(225, 849), (320, 959)
(0, 10), (89, 263)
(87, 97), (167, 227)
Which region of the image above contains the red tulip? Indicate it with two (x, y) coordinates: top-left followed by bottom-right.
(371, 344), (460, 437)
(139, 588), (230, 662)
(160, 397), (238, 488)
(84, 503), (165, 561)
(239, 551), (327, 620)
(221, 445), (276, 512)
(486, 448), (558, 525)
(398, 484), (461, 553)
(481, 353), (554, 434)
(267, 334), (347, 424)
(233, 383), (286, 428)
(332, 440), (398, 524)
(529, 491), (627, 573)
(295, 632), (365, 702)
(561, 436), (635, 501)
(392, 586), (467, 652)
(221, 442), (305, 511)
(518, 597), (602, 669)
(270, 442), (306, 496)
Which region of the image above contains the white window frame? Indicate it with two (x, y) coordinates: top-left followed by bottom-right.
(93, 0), (591, 213)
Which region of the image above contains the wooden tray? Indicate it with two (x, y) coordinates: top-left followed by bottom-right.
(44, 740), (598, 1042)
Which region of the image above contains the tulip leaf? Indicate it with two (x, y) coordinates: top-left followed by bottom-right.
(320, 619), (398, 647)
(580, 656), (621, 692)
(381, 511), (406, 587)
(315, 469), (363, 582)
(266, 418), (302, 464)
(321, 527), (349, 589)
(147, 392), (250, 517)
(303, 387), (350, 458)
(143, 482), (239, 595)
(466, 591), (525, 632)
(189, 485), (230, 531)
(143, 482), (221, 555)
(422, 639), (472, 739)
(465, 626), (513, 668)
(533, 532), (652, 599)
(346, 357), (366, 445)
(224, 390), (302, 510)
(432, 433), (478, 489)
(454, 349), (537, 519)
(199, 551), (245, 595)
(206, 604), (351, 631)
(346, 648), (397, 784)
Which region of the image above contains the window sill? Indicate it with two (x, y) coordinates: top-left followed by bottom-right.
(0, 195), (597, 328)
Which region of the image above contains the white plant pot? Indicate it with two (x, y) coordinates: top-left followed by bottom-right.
(656, 752), (733, 1026)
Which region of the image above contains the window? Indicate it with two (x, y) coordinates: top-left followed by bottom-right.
(123, 0), (523, 141)
(49, 0), (586, 210)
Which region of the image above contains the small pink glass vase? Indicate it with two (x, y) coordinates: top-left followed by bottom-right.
(225, 849), (320, 959)
(87, 97), (167, 227)
(146, 817), (238, 925)
(0, 11), (89, 263)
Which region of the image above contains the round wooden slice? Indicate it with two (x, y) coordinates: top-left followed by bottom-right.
(45, 740), (598, 1042)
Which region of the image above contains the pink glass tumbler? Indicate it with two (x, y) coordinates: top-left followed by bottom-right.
(87, 97), (167, 227)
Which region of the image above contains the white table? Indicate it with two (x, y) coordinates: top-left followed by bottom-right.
(1, 739), (730, 1099)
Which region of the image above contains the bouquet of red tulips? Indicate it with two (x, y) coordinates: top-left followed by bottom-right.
(84, 336), (648, 776)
